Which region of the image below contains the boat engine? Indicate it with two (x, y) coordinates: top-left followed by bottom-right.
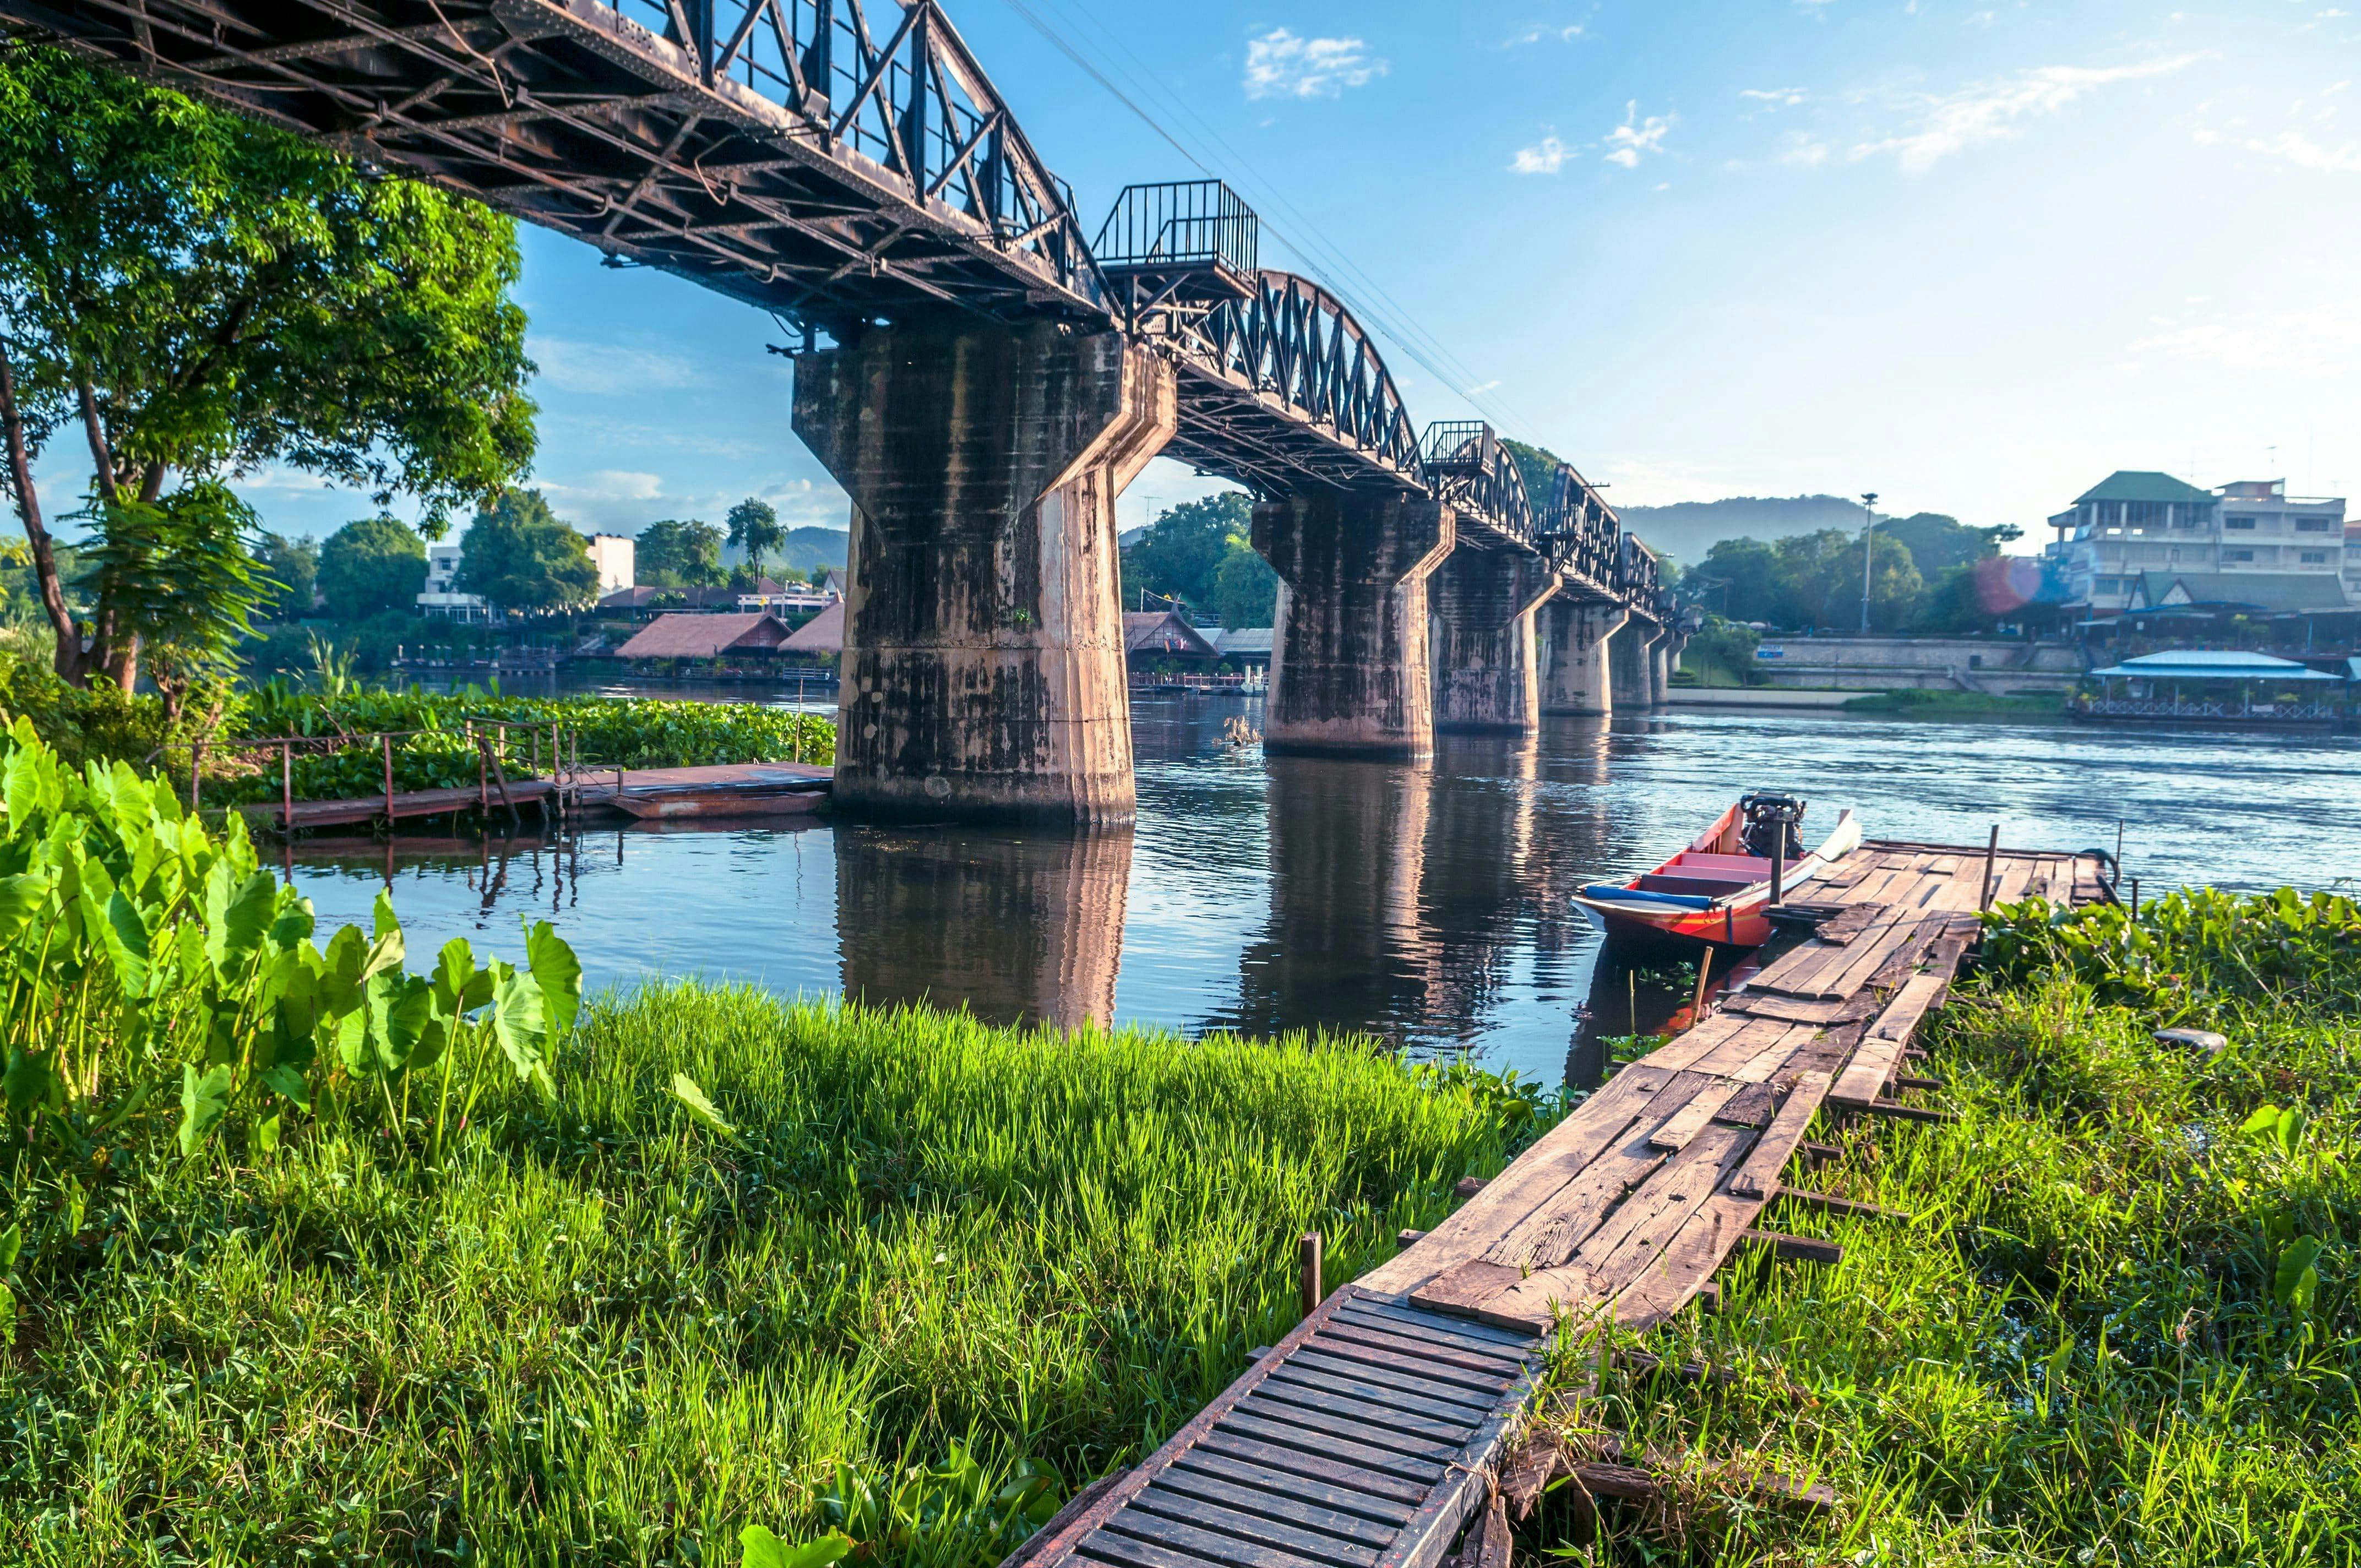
(1739, 792), (1807, 860)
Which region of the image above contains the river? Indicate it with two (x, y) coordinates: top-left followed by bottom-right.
(284, 698), (2361, 1090)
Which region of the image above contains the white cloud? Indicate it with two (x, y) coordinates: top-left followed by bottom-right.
(2131, 304), (2361, 374)
(1740, 86), (1809, 107)
(529, 337), (700, 396)
(1509, 135), (1569, 173)
(2239, 128), (2361, 170)
(1851, 55), (2200, 173)
(1780, 132), (1833, 166)
(1506, 23), (1583, 44)
(1242, 28), (1386, 100)
(1603, 101), (1673, 167)
(1466, 379), (1503, 396)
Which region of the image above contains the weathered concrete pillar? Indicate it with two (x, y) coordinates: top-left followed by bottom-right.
(1542, 600), (1628, 716)
(1429, 547), (1561, 733)
(1609, 616), (1666, 710)
(1650, 635), (1677, 701)
(792, 319), (1176, 824)
(1253, 491), (1454, 757)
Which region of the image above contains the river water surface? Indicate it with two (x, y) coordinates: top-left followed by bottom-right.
(286, 700), (2361, 1089)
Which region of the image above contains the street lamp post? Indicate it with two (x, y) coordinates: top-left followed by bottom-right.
(1859, 492), (1880, 635)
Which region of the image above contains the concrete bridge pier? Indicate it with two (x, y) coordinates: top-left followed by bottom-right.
(1429, 548), (1560, 733)
(791, 319), (1176, 824)
(1610, 614), (1668, 710)
(1541, 601), (1628, 716)
(1253, 491), (1455, 757)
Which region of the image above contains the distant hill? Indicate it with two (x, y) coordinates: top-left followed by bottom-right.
(1614, 496), (1868, 569)
(717, 524), (847, 576)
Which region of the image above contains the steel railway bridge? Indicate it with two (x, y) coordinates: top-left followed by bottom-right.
(5, 0), (1689, 820)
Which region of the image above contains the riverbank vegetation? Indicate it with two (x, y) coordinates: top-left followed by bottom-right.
(1840, 687), (2061, 718)
(1516, 886), (2361, 1565)
(0, 721), (1542, 1562)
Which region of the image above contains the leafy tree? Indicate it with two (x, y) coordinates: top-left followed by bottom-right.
(726, 497), (785, 576)
(1688, 537), (1781, 623)
(1214, 541), (1279, 629)
(318, 516), (428, 621)
(0, 40), (535, 688)
(1500, 437), (1571, 515)
(456, 490), (599, 613)
(635, 519), (726, 588)
(76, 481), (273, 718)
(1121, 492), (1271, 622)
(1879, 512), (2021, 578)
(255, 533), (319, 622)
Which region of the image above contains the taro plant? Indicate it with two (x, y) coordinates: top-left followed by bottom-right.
(0, 716), (579, 1165)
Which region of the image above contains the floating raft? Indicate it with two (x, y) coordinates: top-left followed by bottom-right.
(1009, 837), (2102, 1568)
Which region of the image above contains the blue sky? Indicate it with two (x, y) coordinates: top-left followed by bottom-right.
(57, 0), (2361, 550)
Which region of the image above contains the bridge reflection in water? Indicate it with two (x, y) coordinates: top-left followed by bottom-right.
(834, 825), (1133, 1033)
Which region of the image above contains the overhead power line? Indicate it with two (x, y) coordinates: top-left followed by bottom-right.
(988, 0), (1541, 442)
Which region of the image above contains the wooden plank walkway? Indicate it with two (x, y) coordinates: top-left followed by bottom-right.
(249, 761), (830, 830)
(1010, 838), (2099, 1568)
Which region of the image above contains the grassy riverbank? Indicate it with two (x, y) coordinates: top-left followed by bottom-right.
(1521, 888), (2361, 1566)
(1841, 687), (2062, 718)
(0, 983), (1546, 1564)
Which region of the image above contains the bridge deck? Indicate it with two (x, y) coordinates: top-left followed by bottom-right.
(1012, 838), (2098, 1568)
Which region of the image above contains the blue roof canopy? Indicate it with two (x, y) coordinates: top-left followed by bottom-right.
(2092, 649), (2344, 682)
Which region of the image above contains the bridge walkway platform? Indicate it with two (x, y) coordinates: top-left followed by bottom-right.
(1007, 839), (2102, 1568)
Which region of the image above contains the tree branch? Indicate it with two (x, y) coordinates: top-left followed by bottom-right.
(76, 374), (118, 503)
(0, 334), (87, 683)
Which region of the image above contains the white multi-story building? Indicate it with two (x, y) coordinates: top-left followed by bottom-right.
(2045, 472), (2351, 613)
(588, 532), (635, 594)
(416, 542), (493, 623)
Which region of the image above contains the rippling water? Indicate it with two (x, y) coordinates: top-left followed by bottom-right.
(284, 699), (2361, 1088)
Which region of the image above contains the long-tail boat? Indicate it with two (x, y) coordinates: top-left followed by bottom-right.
(1573, 793), (1861, 949)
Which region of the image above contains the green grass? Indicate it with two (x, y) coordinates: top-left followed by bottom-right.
(1517, 893), (2361, 1566)
(1841, 687), (2061, 718)
(0, 988), (1541, 1566)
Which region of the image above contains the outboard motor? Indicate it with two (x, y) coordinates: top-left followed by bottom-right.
(1739, 792), (1807, 861)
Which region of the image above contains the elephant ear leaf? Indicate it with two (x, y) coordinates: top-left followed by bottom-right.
(2276, 1235), (2325, 1313)
(177, 1063), (233, 1157)
(668, 1072), (738, 1141)
(492, 963), (556, 1100)
(524, 920), (582, 1038)
(0, 872), (50, 944)
(102, 891), (153, 997)
(739, 1528), (852, 1568)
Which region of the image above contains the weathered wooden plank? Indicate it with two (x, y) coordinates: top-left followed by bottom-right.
(1148, 1468), (1400, 1549)
(1333, 1297), (1535, 1350)
(1090, 1507), (1344, 1568)
(1736, 1229), (1843, 1265)
(1831, 973), (1945, 1108)
(1125, 1487), (1384, 1567)
(1634, 1015), (1753, 1072)
(1456, 1108), (1678, 1273)
(1814, 901), (1887, 945)
(1683, 1016), (1793, 1076)
(1357, 1068), (1675, 1296)
(1647, 1081), (1742, 1150)
(1314, 1321), (1530, 1381)
(1724, 989), (1877, 1025)
(1712, 1081), (1775, 1128)
(1285, 1347), (1508, 1411)
(1464, 1126), (1752, 1333)
(1726, 1071), (1833, 1200)
(1218, 1417), (1454, 1492)
(1255, 1369), (1489, 1440)
(1728, 1022), (1825, 1084)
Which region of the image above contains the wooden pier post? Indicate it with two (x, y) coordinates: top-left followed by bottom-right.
(1298, 1231), (1323, 1319)
(1978, 824), (2000, 911)
(281, 740), (294, 834)
(381, 733), (395, 827)
(188, 738), (204, 814)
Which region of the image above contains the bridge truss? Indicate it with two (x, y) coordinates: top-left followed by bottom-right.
(3, 0), (1664, 616)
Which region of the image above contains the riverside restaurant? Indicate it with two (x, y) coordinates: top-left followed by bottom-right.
(2074, 649), (2351, 729)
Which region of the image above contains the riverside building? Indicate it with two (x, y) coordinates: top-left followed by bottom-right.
(2046, 471), (2351, 615)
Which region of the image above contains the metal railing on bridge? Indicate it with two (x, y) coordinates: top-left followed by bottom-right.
(1094, 179), (1259, 291)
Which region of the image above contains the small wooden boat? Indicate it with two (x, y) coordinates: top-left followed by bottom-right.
(1573, 793), (1862, 949)
(607, 768), (830, 821)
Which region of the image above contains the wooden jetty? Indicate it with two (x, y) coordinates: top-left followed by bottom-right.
(254, 760), (830, 832)
(1010, 837), (2104, 1568)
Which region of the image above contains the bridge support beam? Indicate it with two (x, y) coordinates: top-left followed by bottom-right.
(1429, 548), (1560, 733)
(1253, 492), (1454, 758)
(1541, 601), (1628, 716)
(1610, 616), (1667, 710)
(792, 319), (1175, 824)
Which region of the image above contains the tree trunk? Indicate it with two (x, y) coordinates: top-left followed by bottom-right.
(0, 339), (89, 684)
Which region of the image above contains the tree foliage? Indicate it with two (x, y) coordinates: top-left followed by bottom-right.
(318, 516), (428, 622)
(0, 40), (535, 688)
(255, 532), (319, 622)
(636, 519), (726, 588)
(74, 481), (273, 716)
(456, 489), (599, 613)
(726, 497), (785, 575)
(1119, 492), (1276, 628)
